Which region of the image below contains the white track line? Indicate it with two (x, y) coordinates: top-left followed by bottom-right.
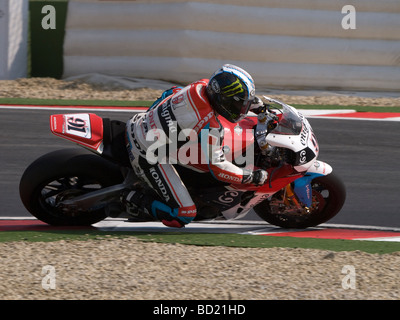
(2, 217), (400, 232)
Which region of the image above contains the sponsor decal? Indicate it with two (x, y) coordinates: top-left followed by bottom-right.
(178, 205), (197, 217)
(52, 116), (57, 130)
(221, 79), (244, 97)
(218, 173), (241, 183)
(314, 161), (327, 174)
(210, 79), (220, 93)
(159, 102), (178, 133)
(148, 110), (157, 131)
(193, 111), (214, 133)
(311, 133), (319, 153)
(305, 183), (311, 200)
(64, 114), (91, 139)
(300, 124), (309, 146)
(299, 150), (307, 164)
(296, 148), (316, 166)
(172, 94), (184, 105)
(218, 191), (240, 204)
(130, 123), (146, 156)
(149, 167), (170, 202)
(171, 94), (186, 110)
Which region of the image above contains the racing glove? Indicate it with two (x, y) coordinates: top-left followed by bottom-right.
(243, 169), (268, 186)
(249, 96), (264, 114)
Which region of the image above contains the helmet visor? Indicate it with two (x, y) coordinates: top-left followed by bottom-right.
(223, 96), (253, 122)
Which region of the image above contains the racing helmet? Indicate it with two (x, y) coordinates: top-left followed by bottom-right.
(206, 64), (256, 123)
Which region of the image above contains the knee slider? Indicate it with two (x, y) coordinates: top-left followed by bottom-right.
(176, 205), (197, 224)
(151, 201), (197, 225)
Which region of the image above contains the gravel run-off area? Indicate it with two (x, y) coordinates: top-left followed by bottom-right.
(0, 238), (399, 300)
(0, 77), (399, 106)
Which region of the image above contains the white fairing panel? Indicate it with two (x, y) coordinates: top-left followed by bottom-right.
(307, 160), (333, 176)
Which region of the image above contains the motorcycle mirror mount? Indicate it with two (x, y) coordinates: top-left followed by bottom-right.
(261, 95), (285, 115)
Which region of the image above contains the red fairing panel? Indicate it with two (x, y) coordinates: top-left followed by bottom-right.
(50, 113), (104, 152)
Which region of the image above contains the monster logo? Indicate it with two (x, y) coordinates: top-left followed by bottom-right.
(221, 79), (244, 97)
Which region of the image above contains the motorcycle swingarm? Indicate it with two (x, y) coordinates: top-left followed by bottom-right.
(57, 171), (136, 211)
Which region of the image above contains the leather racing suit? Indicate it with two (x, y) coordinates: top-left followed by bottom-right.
(126, 79), (255, 227)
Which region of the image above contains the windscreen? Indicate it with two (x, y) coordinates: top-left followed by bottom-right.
(270, 106), (303, 135)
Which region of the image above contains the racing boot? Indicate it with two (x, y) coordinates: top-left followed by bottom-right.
(122, 190), (156, 222)
(123, 191), (187, 228)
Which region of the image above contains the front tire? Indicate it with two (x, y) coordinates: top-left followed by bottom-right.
(19, 148), (124, 226)
(254, 172), (346, 228)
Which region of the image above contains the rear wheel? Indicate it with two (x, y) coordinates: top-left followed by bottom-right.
(254, 172), (346, 228)
(19, 149), (124, 226)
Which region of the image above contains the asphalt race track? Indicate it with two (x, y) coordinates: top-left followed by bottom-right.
(1, 108), (399, 228)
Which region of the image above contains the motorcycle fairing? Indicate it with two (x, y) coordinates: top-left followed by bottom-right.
(293, 160), (333, 207)
(50, 113), (104, 153)
(194, 187), (244, 211)
(220, 167), (303, 220)
(261, 99), (319, 173)
(219, 161), (333, 220)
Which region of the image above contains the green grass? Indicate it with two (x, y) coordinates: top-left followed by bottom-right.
(0, 230), (399, 254)
(0, 229), (108, 243)
(121, 232), (400, 254)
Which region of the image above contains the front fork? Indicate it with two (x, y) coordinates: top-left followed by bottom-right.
(283, 174), (318, 213)
(283, 184), (302, 208)
(282, 181), (312, 214)
(284, 173), (328, 210)
(282, 160), (332, 211)
(292, 160), (333, 205)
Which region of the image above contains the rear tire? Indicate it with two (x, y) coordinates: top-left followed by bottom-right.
(254, 172), (346, 228)
(19, 148), (124, 226)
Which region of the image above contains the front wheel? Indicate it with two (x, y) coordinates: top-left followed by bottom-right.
(19, 148), (124, 226)
(254, 172), (346, 228)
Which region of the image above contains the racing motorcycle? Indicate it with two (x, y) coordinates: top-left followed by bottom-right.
(19, 96), (346, 228)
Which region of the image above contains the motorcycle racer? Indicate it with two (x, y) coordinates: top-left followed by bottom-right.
(125, 64), (268, 228)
